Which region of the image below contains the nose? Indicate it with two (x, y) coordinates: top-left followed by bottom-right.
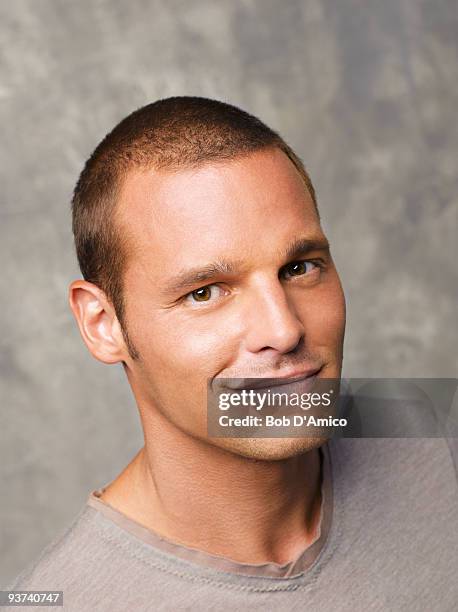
(243, 279), (305, 354)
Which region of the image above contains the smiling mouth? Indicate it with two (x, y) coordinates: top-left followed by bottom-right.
(222, 365), (323, 391)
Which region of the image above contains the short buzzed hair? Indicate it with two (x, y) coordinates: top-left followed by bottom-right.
(71, 96), (317, 359)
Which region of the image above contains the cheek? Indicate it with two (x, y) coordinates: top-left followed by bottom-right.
(129, 312), (244, 439)
(134, 311), (240, 379)
(299, 277), (346, 346)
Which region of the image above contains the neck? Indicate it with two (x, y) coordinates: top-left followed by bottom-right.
(101, 408), (323, 566)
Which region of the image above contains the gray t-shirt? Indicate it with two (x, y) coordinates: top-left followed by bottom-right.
(7, 438), (458, 611)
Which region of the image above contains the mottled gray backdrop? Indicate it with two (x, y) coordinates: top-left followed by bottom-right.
(1, 0), (457, 586)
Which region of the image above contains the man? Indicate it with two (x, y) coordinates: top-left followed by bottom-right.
(8, 97), (457, 610)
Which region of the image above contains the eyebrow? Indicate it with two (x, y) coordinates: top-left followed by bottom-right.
(163, 235), (330, 296)
(282, 236), (330, 261)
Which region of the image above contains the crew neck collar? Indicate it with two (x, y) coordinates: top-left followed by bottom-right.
(87, 442), (334, 579)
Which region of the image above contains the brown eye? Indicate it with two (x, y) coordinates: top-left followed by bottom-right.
(185, 284), (228, 306)
(282, 261), (317, 279)
(191, 287), (212, 301)
(287, 262), (306, 276)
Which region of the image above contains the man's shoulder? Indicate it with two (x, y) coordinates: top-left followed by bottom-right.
(7, 505), (103, 592)
(329, 436), (458, 489)
(328, 436), (458, 538)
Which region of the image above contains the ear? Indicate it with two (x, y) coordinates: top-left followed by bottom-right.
(68, 280), (128, 364)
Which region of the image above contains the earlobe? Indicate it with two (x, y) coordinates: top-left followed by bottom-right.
(68, 280), (127, 364)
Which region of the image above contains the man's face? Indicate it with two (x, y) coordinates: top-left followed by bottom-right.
(117, 147), (346, 459)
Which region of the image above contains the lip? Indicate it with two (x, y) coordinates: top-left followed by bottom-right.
(222, 365), (323, 390)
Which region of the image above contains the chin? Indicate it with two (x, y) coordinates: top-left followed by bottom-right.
(218, 436), (328, 462)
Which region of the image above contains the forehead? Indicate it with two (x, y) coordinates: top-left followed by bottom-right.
(116, 148), (322, 275)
